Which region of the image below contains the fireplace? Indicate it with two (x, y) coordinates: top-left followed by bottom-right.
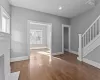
(0, 32), (20, 80)
(0, 6), (20, 80)
(0, 55), (5, 80)
(0, 32), (11, 80)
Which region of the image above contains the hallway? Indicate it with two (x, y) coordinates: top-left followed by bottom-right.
(30, 48), (50, 56)
(11, 52), (100, 80)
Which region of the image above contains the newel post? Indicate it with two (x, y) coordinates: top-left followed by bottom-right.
(77, 34), (83, 61)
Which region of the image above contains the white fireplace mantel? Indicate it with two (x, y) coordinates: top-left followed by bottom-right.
(0, 32), (11, 80)
(0, 6), (20, 80)
(0, 32), (20, 80)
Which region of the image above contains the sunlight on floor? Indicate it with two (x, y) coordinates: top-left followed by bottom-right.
(31, 48), (50, 55)
(30, 48), (52, 67)
(37, 51), (49, 55)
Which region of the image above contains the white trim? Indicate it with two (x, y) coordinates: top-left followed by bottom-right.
(10, 56), (29, 62)
(64, 48), (69, 51)
(68, 50), (78, 55)
(9, 71), (20, 80)
(77, 57), (83, 61)
(0, 6), (11, 80)
(82, 14), (100, 37)
(1, 6), (10, 18)
(27, 20), (52, 57)
(30, 47), (47, 49)
(83, 34), (100, 57)
(52, 50), (78, 56)
(78, 34), (83, 61)
(83, 58), (100, 69)
(64, 49), (78, 55)
(28, 20), (52, 26)
(62, 24), (71, 53)
(52, 52), (63, 56)
(1, 6), (10, 34)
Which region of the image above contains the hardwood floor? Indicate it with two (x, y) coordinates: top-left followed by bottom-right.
(11, 51), (100, 80)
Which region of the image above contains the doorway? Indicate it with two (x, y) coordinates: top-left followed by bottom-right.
(27, 20), (52, 57)
(62, 24), (71, 53)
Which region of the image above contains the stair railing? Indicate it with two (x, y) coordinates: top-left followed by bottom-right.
(78, 16), (100, 61)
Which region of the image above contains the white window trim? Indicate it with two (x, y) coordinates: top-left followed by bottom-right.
(1, 6), (10, 34)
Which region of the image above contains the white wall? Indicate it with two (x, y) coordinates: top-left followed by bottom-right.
(0, 0), (11, 32)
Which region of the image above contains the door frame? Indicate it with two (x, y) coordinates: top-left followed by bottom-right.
(27, 20), (52, 57)
(62, 24), (71, 53)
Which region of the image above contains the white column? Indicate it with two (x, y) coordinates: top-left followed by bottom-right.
(77, 34), (83, 61)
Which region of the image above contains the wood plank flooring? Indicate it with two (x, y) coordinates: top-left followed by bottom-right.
(11, 51), (100, 80)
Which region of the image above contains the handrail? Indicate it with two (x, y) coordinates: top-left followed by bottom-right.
(82, 15), (100, 37)
(78, 15), (100, 61)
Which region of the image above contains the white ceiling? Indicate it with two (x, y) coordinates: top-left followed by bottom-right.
(9, 0), (95, 18)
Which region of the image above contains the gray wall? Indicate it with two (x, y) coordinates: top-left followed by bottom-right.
(0, 0), (11, 14)
(11, 6), (70, 58)
(70, 0), (100, 52)
(30, 24), (47, 48)
(85, 46), (100, 63)
(64, 27), (69, 50)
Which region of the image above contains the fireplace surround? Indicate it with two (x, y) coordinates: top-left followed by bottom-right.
(0, 32), (20, 80)
(0, 55), (5, 80)
(0, 6), (20, 80)
(0, 32), (10, 80)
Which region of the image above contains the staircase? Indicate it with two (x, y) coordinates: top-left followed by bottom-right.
(77, 15), (100, 61)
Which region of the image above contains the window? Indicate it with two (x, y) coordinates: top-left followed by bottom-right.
(30, 30), (42, 44)
(1, 6), (10, 33)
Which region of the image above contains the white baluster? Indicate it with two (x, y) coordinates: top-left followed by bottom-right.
(83, 36), (84, 48)
(97, 19), (99, 35)
(90, 28), (91, 42)
(92, 25), (94, 40)
(77, 34), (83, 61)
(94, 23), (96, 37)
(85, 34), (86, 46)
(95, 21), (97, 36)
(87, 31), (89, 44)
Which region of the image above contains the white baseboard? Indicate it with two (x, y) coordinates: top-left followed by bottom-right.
(64, 49), (69, 51)
(30, 47), (47, 49)
(64, 49), (78, 55)
(9, 71), (20, 80)
(83, 58), (100, 69)
(77, 57), (82, 61)
(52, 52), (64, 56)
(11, 56), (29, 62)
(68, 50), (78, 55)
